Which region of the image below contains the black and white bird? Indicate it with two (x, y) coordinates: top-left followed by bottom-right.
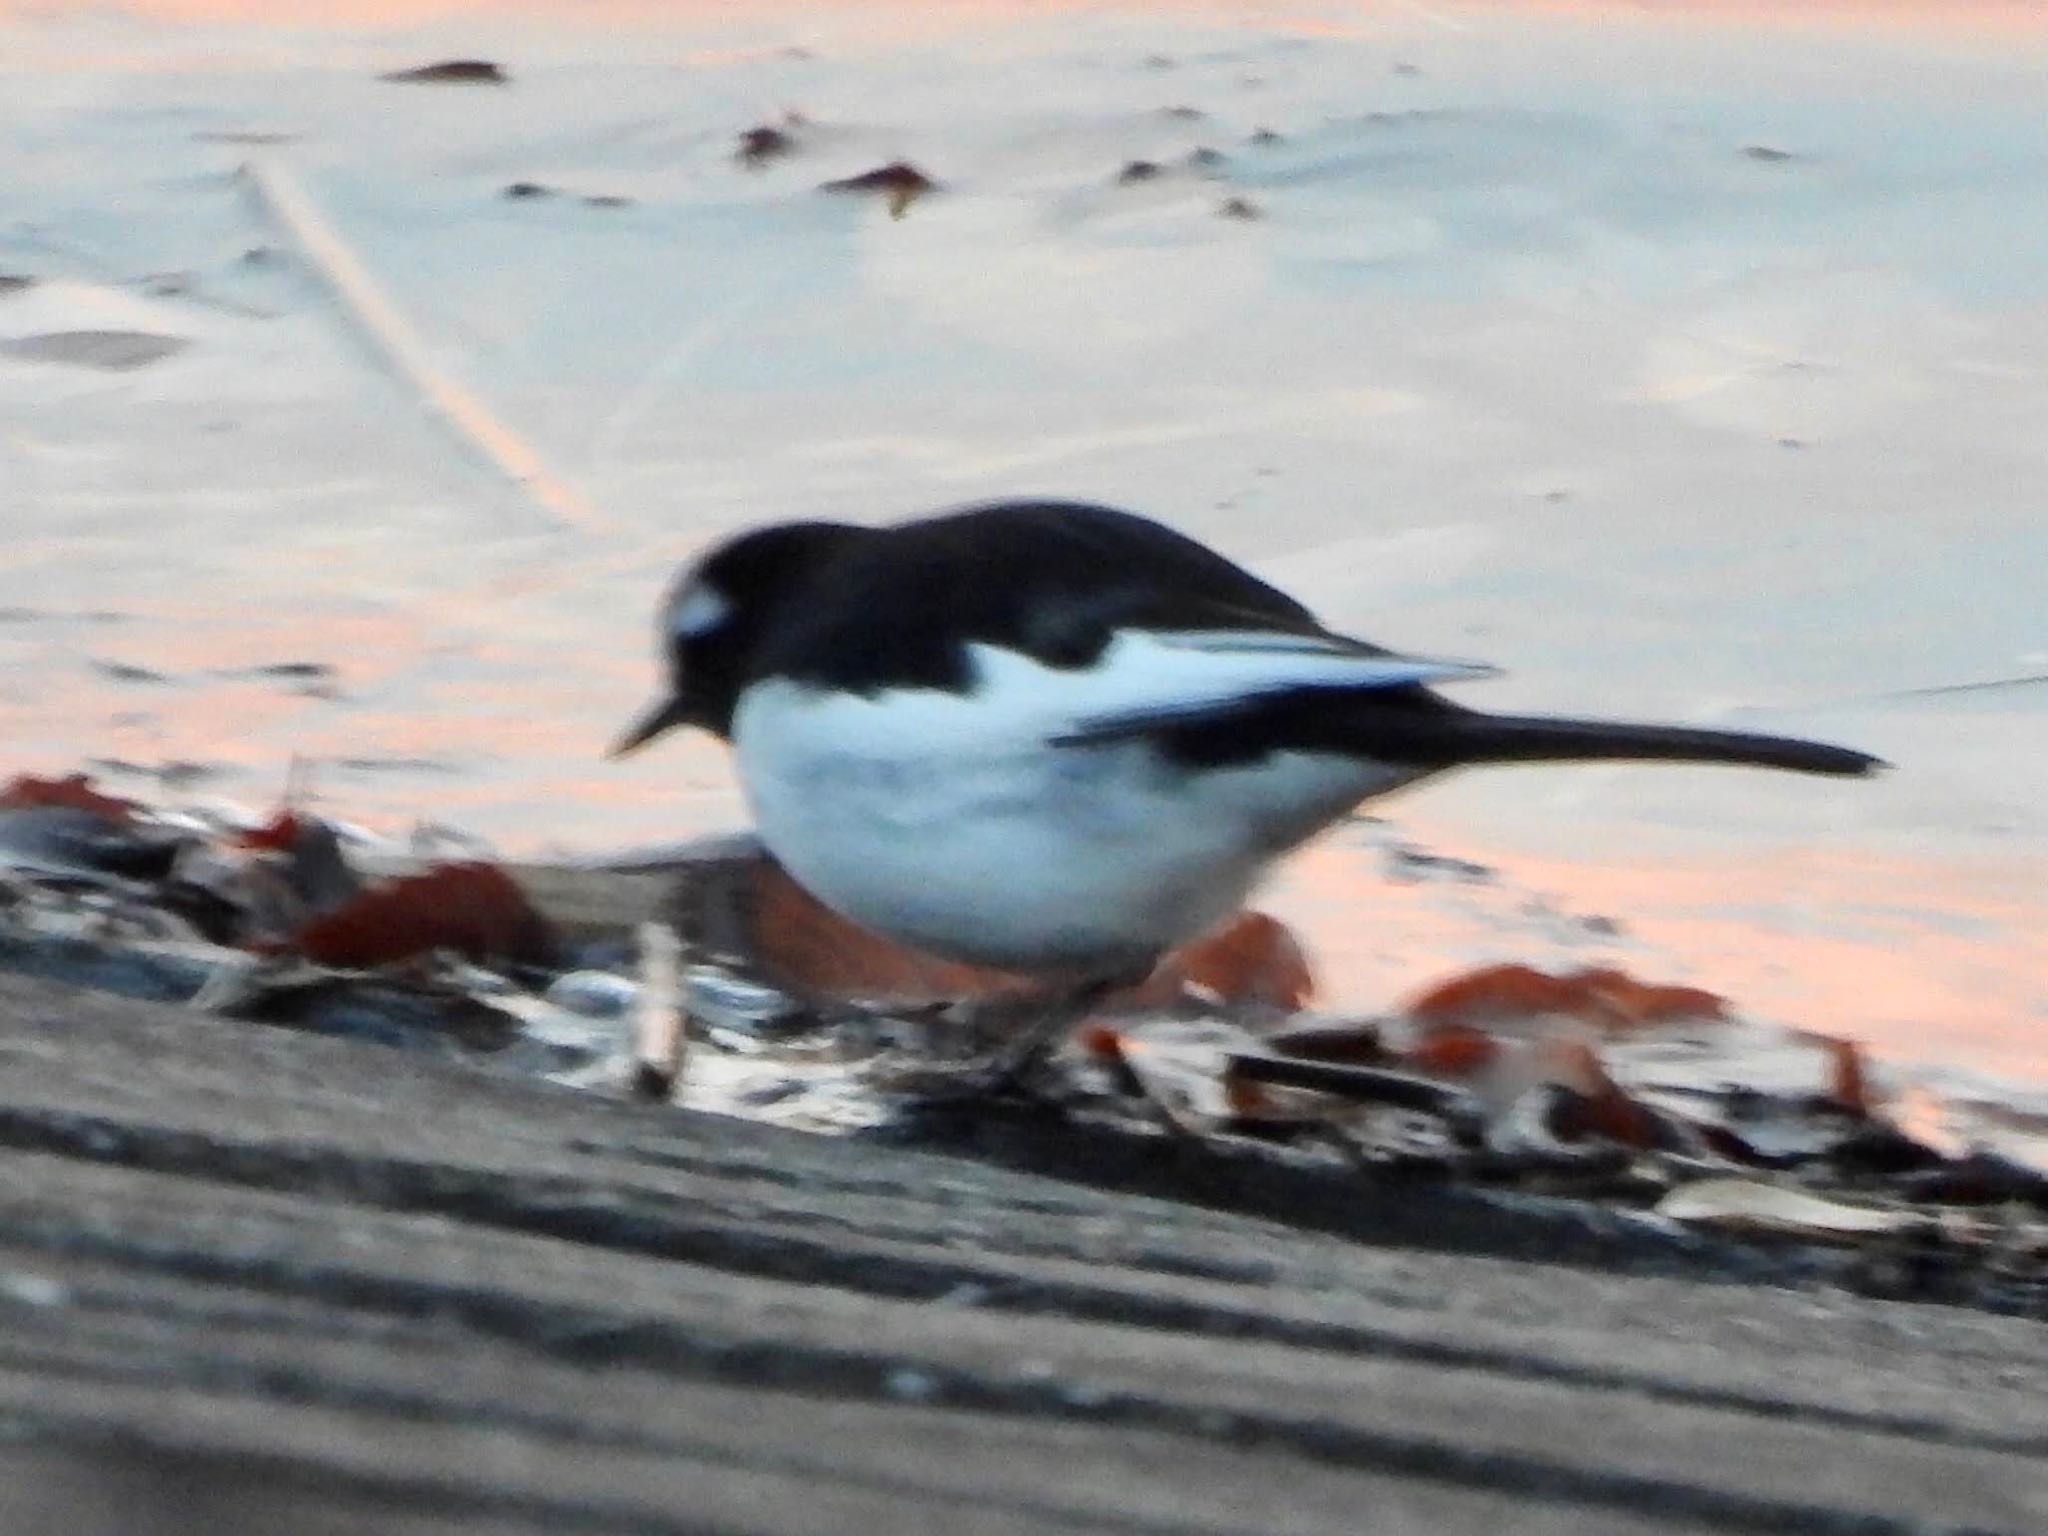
(614, 499), (1881, 1003)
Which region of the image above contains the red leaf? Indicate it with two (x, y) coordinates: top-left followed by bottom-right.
(0, 773), (138, 822)
(1539, 1039), (1666, 1150)
(1570, 966), (1728, 1026)
(1220, 1072), (1293, 1122)
(1133, 910), (1316, 1013)
(743, 858), (1314, 1014)
(1403, 1024), (1500, 1077)
(1406, 963), (1573, 1025)
(279, 862), (557, 969)
(1405, 962), (1725, 1032)
(1821, 1036), (1873, 1116)
(238, 810), (305, 852)
(748, 859), (1024, 1002)
(1075, 1022), (1128, 1060)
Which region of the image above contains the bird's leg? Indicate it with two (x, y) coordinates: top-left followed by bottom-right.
(888, 964), (1156, 1111)
(973, 965), (1151, 1099)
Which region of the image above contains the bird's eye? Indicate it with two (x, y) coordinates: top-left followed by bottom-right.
(666, 582), (731, 642)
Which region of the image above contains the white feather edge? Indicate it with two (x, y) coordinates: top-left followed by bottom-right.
(734, 630), (1496, 756)
(1046, 631), (1494, 737)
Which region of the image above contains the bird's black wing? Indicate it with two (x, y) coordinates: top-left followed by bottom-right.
(750, 499), (1408, 695)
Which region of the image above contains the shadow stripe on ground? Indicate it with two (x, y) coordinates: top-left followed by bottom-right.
(1, 975), (2044, 1534)
(0, 1101), (2040, 1461)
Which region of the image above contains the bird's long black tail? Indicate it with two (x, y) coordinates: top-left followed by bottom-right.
(1402, 710), (1885, 778)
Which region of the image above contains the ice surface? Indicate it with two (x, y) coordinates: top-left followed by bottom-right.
(1, 0), (2040, 1081)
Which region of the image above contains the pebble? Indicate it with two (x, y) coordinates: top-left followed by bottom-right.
(884, 1367), (941, 1403)
(0, 1273), (69, 1308)
(545, 970), (640, 1019)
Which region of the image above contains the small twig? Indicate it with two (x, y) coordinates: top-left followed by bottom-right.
(1227, 1050), (1481, 1126)
(1874, 671), (2048, 702)
(239, 152), (609, 535)
(1731, 669), (2048, 717)
(631, 920), (686, 1100)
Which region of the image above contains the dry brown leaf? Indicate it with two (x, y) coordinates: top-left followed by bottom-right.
(0, 773), (139, 823)
(1656, 1179), (1929, 1242)
(238, 809), (307, 853)
(275, 861), (558, 969)
(1536, 1039), (1669, 1150)
(737, 124), (797, 166)
(1403, 1023), (1501, 1077)
(1820, 1034), (1874, 1116)
(742, 855), (1314, 1015)
(818, 161), (939, 217)
(747, 858), (1025, 1003)
(1406, 962), (1726, 1032)
(381, 60), (507, 85)
(1132, 910), (1315, 1013)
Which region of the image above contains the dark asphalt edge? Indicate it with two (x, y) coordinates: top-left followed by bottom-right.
(1, 1098), (2028, 1458)
(0, 1261), (2009, 1536)
(2, 1129), (2044, 1536)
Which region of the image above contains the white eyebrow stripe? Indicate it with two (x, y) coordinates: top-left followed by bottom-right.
(667, 584), (731, 640)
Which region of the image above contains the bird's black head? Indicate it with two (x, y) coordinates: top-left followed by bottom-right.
(610, 519), (871, 753)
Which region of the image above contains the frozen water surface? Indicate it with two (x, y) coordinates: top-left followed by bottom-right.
(1, 1), (2041, 1084)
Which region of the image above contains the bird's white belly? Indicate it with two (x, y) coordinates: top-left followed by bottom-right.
(732, 680), (1413, 973)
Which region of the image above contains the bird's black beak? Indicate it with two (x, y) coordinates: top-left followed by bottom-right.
(608, 693), (695, 759)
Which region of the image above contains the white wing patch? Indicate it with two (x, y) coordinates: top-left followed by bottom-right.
(1028, 630), (1495, 742)
(665, 581), (731, 641)
(1138, 629), (1401, 656)
(734, 629), (1495, 762)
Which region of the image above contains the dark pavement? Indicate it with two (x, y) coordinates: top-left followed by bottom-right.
(0, 972), (2042, 1535)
